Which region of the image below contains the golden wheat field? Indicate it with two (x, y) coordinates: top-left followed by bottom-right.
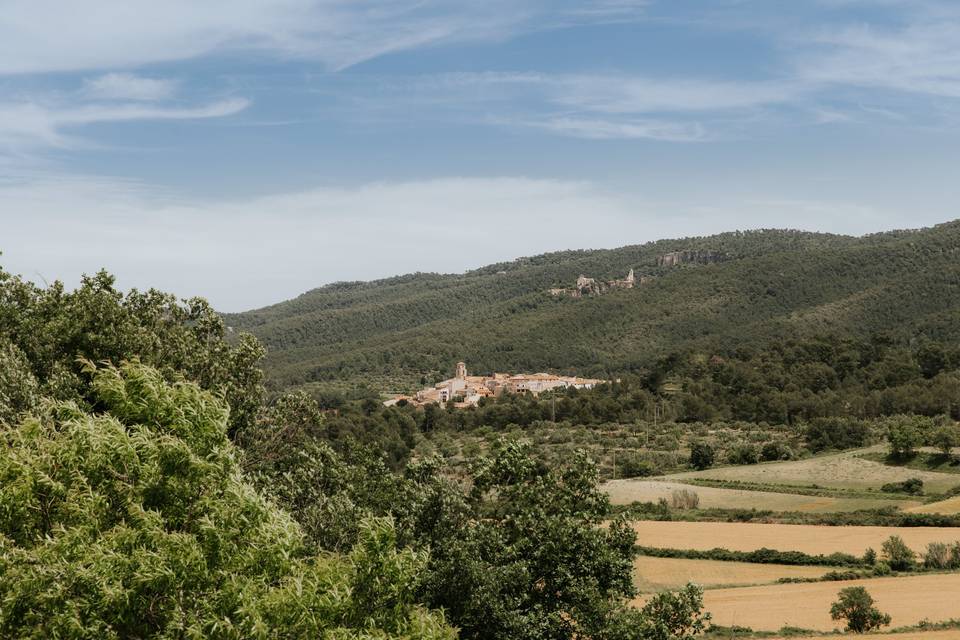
(664, 448), (960, 494)
(909, 496), (960, 515)
(632, 556), (831, 592)
(604, 479), (916, 512)
(768, 631), (960, 640)
(630, 520), (960, 555)
(695, 573), (960, 631)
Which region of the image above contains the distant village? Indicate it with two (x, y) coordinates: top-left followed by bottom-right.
(385, 361), (604, 408)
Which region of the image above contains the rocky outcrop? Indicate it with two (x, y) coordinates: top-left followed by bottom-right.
(656, 250), (728, 267)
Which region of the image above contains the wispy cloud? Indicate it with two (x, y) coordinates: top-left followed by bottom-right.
(0, 98), (249, 152)
(83, 73), (178, 101)
(0, 0), (649, 75)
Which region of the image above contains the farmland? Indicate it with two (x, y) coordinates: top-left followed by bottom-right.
(665, 448), (960, 494)
(632, 556), (831, 592)
(698, 573), (960, 631)
(630, 520), (960, 555)
(605, 479), (915, 512)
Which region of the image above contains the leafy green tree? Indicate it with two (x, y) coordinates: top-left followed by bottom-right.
(932, 425), (958, 457)
(0, 268), (265, 436)
(0, 361), (453, 639)
(689, 441), (715, 470)
(880, 535), (916, 571)
(830, 586), (891, 633)
(887, 422), (920, 458)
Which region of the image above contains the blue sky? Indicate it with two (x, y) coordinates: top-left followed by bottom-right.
(2, 0), (960, 310)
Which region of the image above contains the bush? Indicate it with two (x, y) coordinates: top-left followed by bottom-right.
(689, 441), (715, 470)
(830, 586), (891, 633)
(726, 443), (759, 465)
(881, 535), (917, 571)
(924, 542), (951, 569)
(761, 441), (793, 461)
(671, 489), (700, 510)
(880, 477), (924, 495)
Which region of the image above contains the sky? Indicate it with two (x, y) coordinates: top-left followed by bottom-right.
(2, 0), (960, 311)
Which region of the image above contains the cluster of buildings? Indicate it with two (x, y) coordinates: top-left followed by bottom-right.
(549, 269), (647, 298)
(384, 361), (604, 408)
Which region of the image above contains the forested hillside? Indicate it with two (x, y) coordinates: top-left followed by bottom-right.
(228, 222), (960, 393)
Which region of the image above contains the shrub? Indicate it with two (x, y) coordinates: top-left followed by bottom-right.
(924, 542), (951, 569)
(880, 478), (924, 495)
(671, 489), (700, 510)
(726, 443), (759, 465)
(689, 441), (715, 470)
(881, 535), (917, 571)
(830, 586), (891, 633)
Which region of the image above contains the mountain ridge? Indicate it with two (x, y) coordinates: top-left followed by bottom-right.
(226, 221), (960, 393)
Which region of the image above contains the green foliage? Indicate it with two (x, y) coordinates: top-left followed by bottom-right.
(0, 339), (38, 424)
(227, 224), (960, 410)
(829, 586), (891, 633)
(689, 441), (715, 470)
(0, 362), (453, 639)
(888, 421), (921, 458)
(880, 535), (917, 571)
(880, 477), (924, 495)
(637, 547), (865, 568)
(0, 268), (265, 435)
(933, 425), (959, 456)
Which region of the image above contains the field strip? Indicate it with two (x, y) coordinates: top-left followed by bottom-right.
(633, 556), (832, 592)
(630, 520), (960, 555)
(768, 630), (960, 640)
(663, 448), (960, 494)
(690, 573), (960, 631)
(909, 496), (960, 515)
(605, 479), (916, 512)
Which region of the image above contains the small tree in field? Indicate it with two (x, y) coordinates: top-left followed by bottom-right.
(689, 441), (715, 470)
(830, 587), (891, 633)
(881, 535), (916, 571)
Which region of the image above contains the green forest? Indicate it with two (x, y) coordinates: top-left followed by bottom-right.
(227, 222), (960, 394)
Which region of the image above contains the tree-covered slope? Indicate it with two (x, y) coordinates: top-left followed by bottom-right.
(227, 222), (960, 392)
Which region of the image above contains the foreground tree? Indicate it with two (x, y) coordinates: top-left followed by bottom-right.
(0, 268), (264, 435)
(0, 362), (453, 639)
(830, 586), (891, 633)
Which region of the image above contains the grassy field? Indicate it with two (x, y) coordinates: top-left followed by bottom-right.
(693, 573), (960, 631)
(633, 556), (831, 593)
(630, 520), (960, 555)
(664, 448), (960, 494)
(604, 479), (916, 512)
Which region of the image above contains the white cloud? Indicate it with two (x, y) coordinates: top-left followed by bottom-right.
(0, 0), (648, 75)
(529, 117), (707, 141)
(0, 174), (923, 311)
(0, 98), (250, 151)
(796, 21), (960, 98)
(83, 73), (178, 101)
